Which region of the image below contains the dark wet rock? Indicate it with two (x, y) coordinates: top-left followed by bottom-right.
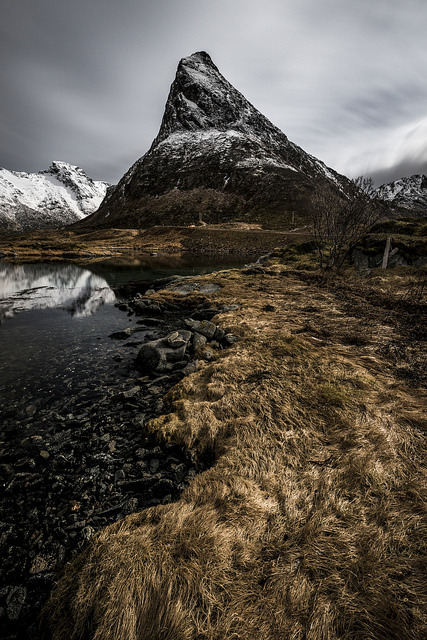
(138, 275), (222, 297)
(139, 318), (166, 327)
(120, 386), (141, 400)
(214, 327), (225, 341)
(109, 327), (144, 340)
(149, 459), (160, 473)
(25, 405), (37, 418)
(133, 300), (162, 316)
(200, 348), (214, 362)
(148, 375), (170, 386)
(165, 330), (192, 348)
(147, 385), (165, 395)
(123, 340), (144, 348)
(6, 586), (27, 621)
(150, 478), (176, 499)
(190, 307), (219, 320)
(142, 275), (183, 291)
(180, 361), (199, 377)
(135, 448), (150, 460)
(135, 330), (192, 375)
(170, 463), (188, 483)
(143, 331), (161, 342)
(164, 280), (222, 296)
(192, 331), (208, 352)
(115, 302), (132, 312)
(184, 318), (217, 339)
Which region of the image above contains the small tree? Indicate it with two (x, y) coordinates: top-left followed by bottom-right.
(309, 177), (385, 270)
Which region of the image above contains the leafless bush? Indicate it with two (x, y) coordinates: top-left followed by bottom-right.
(310, 176), (385, 270)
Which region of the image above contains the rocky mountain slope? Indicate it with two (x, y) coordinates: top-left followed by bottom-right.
(0, 162), (109, 232)
(375, 174), (427, 217)
(82, 51), (353, 229)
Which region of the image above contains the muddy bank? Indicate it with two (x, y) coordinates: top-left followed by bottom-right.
(0, 277), (237, 640)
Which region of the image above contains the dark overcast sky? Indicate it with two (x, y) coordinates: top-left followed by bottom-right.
(1, 0), (426, 185)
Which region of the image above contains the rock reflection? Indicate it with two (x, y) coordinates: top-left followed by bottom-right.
(0, 261), (116, 321)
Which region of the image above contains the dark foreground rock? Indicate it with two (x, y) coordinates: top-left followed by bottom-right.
(0, 283), (236, 640)
(135, 330), (192, 375)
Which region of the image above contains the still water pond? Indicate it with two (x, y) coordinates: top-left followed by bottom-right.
(0, 255), (246, 427)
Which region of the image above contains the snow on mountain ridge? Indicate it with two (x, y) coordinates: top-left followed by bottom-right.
(375, 174), (427, 217)
(151, 52), (346, 188)
(83, 51), (353, 229)
(0, 162), (109, 231)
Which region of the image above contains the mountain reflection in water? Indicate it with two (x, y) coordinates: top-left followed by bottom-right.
(0, 254), (249, 413)
(0, 262), (116, 321)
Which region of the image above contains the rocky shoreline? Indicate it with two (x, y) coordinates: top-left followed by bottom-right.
(0, 275), (238, 640)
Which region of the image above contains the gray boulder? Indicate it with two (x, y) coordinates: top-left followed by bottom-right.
(184, 318), (217, 339)
(135, 330), (192, 375)
(192, 331), (208, 352)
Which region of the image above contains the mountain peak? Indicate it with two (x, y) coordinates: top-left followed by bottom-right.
(179, 51), (218, 71)
(44, 161), (91, 183)
(82, 51), (352, 230)
(0, 163), (109, 232)
(152, 50), (284, 148)
(375, 173), (427, 217)
(49, 160), (75, 171)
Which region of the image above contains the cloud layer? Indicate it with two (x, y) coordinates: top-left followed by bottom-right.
(1, 0), (426, 185)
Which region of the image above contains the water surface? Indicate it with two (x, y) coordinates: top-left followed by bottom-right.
(0, 255), (246, 429)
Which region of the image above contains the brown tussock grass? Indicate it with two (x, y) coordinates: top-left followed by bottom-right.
(43, 268), (426, 640)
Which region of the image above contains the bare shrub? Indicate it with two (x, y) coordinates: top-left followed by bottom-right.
(310, 177), (385, 270)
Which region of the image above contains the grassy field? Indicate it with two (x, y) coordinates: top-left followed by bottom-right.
(0, 225), (310, 261)
(42, 262), (426, 640)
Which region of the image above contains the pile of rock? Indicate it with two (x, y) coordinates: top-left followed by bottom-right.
(135, 319), (237, 376)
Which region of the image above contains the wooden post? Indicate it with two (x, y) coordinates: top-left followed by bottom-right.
(382, 235), (392, 269)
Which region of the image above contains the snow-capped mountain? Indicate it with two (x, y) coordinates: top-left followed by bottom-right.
(0, 161), (109, 232)
(375, 174), (427, 217)
(81, 51), (353, 229)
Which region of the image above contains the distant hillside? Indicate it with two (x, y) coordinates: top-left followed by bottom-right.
(81, 51), (354, 230)
(0, 161), (109, 232)
(375, 174), (427, 218)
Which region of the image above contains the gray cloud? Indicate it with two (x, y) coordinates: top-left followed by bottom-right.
(1, 0), (426, 186)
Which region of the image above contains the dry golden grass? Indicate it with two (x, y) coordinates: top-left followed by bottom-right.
(0, 227), (307, 261)
(42, 267), (426, 640)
